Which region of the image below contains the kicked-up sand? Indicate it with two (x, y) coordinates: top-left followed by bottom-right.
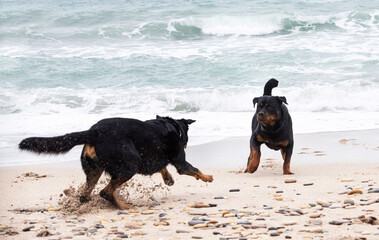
(0, 129), (378, 239)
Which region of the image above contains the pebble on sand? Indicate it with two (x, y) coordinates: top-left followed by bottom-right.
(285, 179), (297, 183)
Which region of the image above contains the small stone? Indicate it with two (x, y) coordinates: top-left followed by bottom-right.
(341, 179), (353, 182)
(276, 191), (284, 193)
(344, 200), (355, 205)
(188, 219), (206, 226)
(124, 224), (141, 229)
(274, 197), (283, 201)
(193, 223), (207, 229)
(159, 213), (167, 218)
(95, 224), (104, 229)
(309, 213), (322, 218)
(176, 229), (190, 233)
(329, 220), (343, 225)
(132, 231), (147, 236)
(285, 236), (292, 239)
(285, 179), (296, 183)
(229, 189), (240, 192)
(270, 232), (280, 236)
(237, 221), (251, 225)
(303, 183), (314, 186)
(190, 202), (210, 208)
(316, 200), (327, 205)
(117, 234), (129, 238)
(213, 231), (221, 235)
(268, 227), (278, 231)
(283, 221), (297, 226)
(322, 203), (332, 208)
(154, 221), (169, 226)
(88, 229), (97, 234)
(141, 210), (155, 215)
(209, 203), (217, 207)
(192, 236), (202, 239)
(330, 203), (343, 209)
(214, 196), (224, 199)
(348, 189), (363, 195)
(36, 230), (52, 237)
(22, 226), (34, 232)
(338, 190), (348, 195)
(368, 188), (379, 193)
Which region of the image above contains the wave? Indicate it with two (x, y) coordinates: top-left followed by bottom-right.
(1, 81), (378, 116)
(1, 10), (378, 40)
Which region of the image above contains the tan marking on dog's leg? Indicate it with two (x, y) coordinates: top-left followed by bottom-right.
(245, 145), (261, 173)
(80, 168), (103, 203)
(281, 149), (293, 175)
(101, 178), (130, 209)
(160, 168), (175, 186)
(192, 169), (213, 182)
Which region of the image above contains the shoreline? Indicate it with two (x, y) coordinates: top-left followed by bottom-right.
(1, 128), (379, 167)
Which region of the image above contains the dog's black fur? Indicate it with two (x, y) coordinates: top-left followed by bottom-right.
(245, 78), (294, 175)
(19, 116), (213, 209)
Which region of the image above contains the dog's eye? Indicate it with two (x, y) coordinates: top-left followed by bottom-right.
(267, 106), (272, 110)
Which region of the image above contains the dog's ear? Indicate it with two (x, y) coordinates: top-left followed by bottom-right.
(185, 119), (196, 125)
(156, 115), (163, 119)
(253, 97), (260, 107)
(276, 96), (288, 105)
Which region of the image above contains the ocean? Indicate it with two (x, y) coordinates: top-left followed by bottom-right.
(1, 0), (378, 166)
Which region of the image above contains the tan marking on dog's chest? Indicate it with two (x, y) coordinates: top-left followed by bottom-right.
(257, 135), (289, 147)
(84, 144), (97, 159)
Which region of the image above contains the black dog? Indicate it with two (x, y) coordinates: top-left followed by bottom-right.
(19, 116), (213, 209)
(245, 79), (294, 175)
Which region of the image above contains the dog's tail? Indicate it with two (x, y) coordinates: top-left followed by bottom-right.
(19, 130), (93, 154)
(263, 78), (279, 96)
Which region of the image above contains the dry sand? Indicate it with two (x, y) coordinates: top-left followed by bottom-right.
(0, 130), (378, 239)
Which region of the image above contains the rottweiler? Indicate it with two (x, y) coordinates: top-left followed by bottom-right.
(245, 79), (294, 175)
(19, 116), (213, 209)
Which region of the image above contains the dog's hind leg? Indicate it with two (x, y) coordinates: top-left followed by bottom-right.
(281, 146), (294, 175)
(80, 144), (104, 203)
(160, 168), (175, 186)
(100, 177), (132, 209)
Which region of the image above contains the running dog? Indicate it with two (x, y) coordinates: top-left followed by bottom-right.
(245, 79), (294, 175)
(19, 116), (213, 209)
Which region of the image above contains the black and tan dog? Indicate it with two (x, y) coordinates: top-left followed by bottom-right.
(245, 79), (294, 175)
(19, 116), (213, 209)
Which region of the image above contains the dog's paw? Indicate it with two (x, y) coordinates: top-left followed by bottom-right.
(202, 174), (213, 183)
(164, 178), (175, 186)
(283, 171), (294, 175)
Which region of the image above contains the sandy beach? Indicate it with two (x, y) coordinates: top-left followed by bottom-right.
(0, 129), (378, 240)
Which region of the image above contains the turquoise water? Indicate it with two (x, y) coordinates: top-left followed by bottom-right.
(1, 0), (379, 165)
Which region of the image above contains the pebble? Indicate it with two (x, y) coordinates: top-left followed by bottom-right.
(193, 223), (207, 229)
(268, 227), (278, 231)
(316, 200), (327, 205)
(141, 210), (155, 215)
(368, 188), (379, 193)
(341, 178), (353, 182)
(159, 213), (167, 218)
(309, 219), (322, 226)
(192, 236), (202, 239)
(285, 179), (297, 183)
(329, 203), (343, 209)
(237, 221), (252, 225)
(270, 232), (280, 236)
(95, 224), (104, 229)
(88, 229), (97, 234)
(329, 220), (343, 225)
(154, 221), (169, 226)
(344, 200), (355, 205)
(283, 221), (297, 226)
(176, 229), (190, 233)
(303, 183), (314, 186)
(22, 226), (34, 232)
(117, 234), (129, 238)
(338, 190), (349, 195)
(190, 202), (210, 208)
(348, 189), (363, 195)
(188, 219), (206, 226)
(214, 196), (224, 199)
(309, 213), (322, 218)
(124, 224), (141, 229)
(229, 189), (240, 192)
(209, 203), (217, 207)
(285, 236), (292, 239)
(276, 191), (284, 193)
(322, 203), (332, 208)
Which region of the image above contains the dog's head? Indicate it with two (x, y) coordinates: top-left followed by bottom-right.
(156, 115), (196, 147)
(253, 96), (287, 127)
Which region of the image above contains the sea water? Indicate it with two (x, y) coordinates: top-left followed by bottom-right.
(1, 0), (378, 165)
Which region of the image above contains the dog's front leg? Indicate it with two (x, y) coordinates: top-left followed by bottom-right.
(172, 151), (213, 183)
(245, 138), (261, 173)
